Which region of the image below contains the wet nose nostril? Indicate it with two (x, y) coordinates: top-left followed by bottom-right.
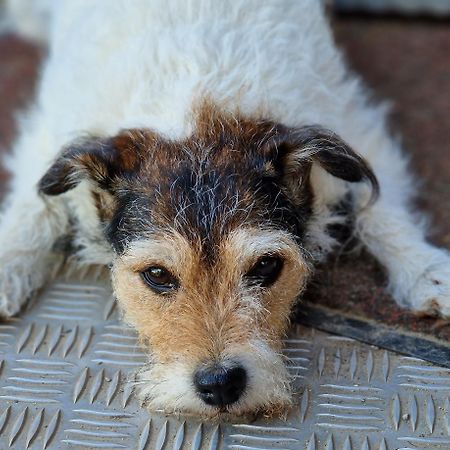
(194, 364), (247, 407)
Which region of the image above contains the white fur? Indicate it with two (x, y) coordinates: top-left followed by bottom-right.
(2, 0), (450, 411)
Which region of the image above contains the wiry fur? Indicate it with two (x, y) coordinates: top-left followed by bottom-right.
(1, 0), (450, 417)
(112, 228), (308, 416)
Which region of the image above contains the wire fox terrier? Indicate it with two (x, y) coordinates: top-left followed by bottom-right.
(1, 0), (449, 418)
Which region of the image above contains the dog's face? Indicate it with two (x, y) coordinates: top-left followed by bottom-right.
(113, 227), (307, 417)
(39, 102), (377, 418)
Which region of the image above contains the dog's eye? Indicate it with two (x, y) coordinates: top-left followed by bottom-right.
(141, 266), (179, 294)
(246, 255), (283, 287)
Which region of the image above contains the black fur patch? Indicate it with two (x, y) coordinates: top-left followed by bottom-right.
(106, 153), (310, 258)
(38, 103), (379, 261)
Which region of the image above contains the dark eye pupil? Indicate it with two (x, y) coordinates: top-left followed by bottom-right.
(150, 267), (166, 280)
(141, 266), (178, 293)
(246, 256), (283, 287)
(259, 258), (275, 269)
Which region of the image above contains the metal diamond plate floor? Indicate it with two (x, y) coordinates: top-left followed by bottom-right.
(1, 268), (450, 450)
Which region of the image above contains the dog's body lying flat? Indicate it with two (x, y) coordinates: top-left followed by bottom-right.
(1, 0), (450, 417)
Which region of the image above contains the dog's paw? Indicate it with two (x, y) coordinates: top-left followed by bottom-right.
(0, 270), (26, 318)
(407, 259), (450, 318)
(0, 255), (43, 318)
(0, 251), (62, 319)
(0, 294), (20, 318)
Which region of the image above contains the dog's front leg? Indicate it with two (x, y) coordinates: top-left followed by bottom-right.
(355, 188), (450, 317)
(0, 192), (68, 317)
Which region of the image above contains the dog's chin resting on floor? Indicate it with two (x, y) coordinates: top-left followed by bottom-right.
(1, 0), (450, 419)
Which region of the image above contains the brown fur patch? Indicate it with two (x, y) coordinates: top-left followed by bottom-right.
(112, 227), (309, 364)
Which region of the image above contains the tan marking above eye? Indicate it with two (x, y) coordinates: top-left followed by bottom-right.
(121, 235), (196, 275)
(223, 227), (306, 269)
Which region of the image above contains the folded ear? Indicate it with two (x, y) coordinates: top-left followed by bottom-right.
(38, 131), (150, 196)
(269, 125), (379, 204)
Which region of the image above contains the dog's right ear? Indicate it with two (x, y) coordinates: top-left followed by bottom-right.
(38, 131), (152, 196)
(262, 125), (380, 206)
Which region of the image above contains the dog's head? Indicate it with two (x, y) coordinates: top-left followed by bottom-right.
(39, 102), (378, 418)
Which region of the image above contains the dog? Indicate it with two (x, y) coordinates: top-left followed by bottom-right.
(1, 0), (449, 418)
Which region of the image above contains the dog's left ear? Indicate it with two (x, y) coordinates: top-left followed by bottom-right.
(38, 131), (150, 196)
(268, 125), (379, 203)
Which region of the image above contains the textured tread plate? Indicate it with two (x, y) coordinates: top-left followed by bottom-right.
(1, 268), (450, 449)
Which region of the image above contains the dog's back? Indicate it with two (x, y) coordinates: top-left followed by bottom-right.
(5, 1), (354, 141)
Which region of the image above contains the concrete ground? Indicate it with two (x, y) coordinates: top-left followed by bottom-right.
(0, 14), (449, 334)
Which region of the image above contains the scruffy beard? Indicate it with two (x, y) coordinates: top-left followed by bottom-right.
(130, 339), (294, 420)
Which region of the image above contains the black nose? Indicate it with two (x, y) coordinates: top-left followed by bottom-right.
(194, 364), (247, 407)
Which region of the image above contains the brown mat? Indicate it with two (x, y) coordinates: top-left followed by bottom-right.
(294, 251), (450, 367)
(294, 17), (449, 361)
